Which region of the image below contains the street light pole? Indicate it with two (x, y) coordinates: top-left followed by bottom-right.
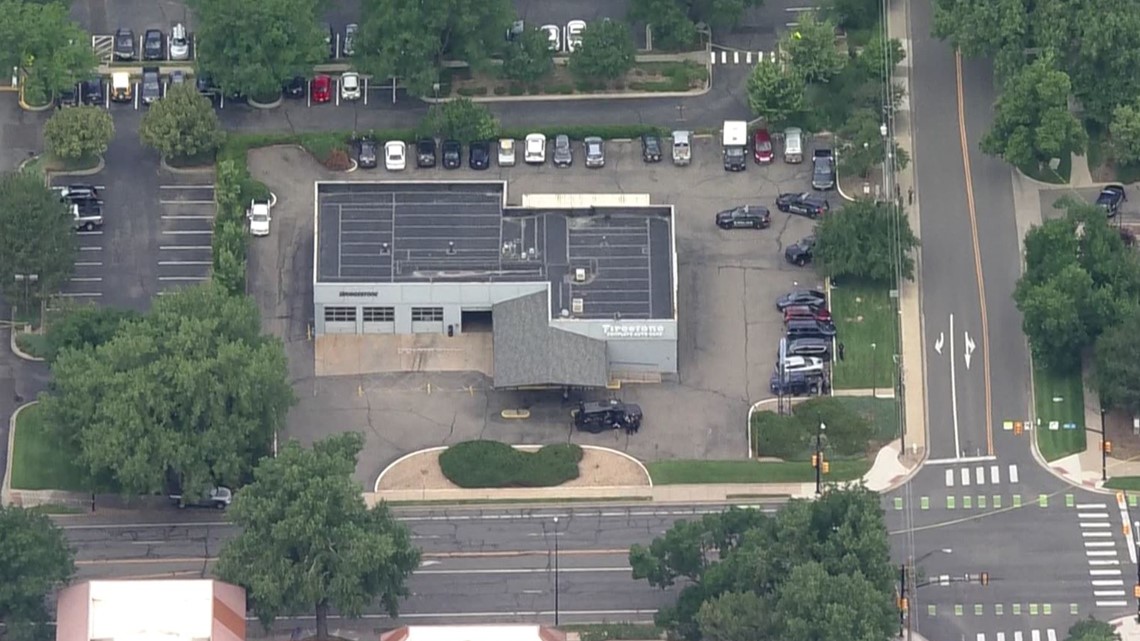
(871, 342), (878, 398)
(1101, 408), (1108, 482)
(902, 549), (953, 641)
(815, 421), (826, 495)
(552, 516), (560, 626)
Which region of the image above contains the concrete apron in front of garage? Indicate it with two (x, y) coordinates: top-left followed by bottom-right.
(245, 139), (829, 484)
(317, 333), (493, 376)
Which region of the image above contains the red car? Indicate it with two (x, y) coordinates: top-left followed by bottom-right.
(312, 75), (331, 103)
(783, 305), (831, 323)
(753, 128), (773, 164)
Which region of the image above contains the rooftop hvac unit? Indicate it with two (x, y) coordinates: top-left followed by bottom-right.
(574, 268), (587, 282)
(571, 298), (584, 314)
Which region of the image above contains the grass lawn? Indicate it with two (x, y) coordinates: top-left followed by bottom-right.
(1105, 477), (1140, 491)
(1033, 366), (1086, 462)
(14, 332), (49, 359)
(1018, 152), (1071, 185)
(831, 397), (901, 443)
(561, 624), (663, 641)
(10, 404), (90, 492)
(1117, 163), (1140, 184)
(828, 280), (898, 390)
(647, 459), (871, 485)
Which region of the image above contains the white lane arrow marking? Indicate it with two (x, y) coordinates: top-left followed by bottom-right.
(964, 332), (976, 370)
(934, 332), (944, 355)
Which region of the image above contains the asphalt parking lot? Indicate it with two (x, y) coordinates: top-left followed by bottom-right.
(156, 180), (215, 293)
(1038, 186), (1139, 224)
(245, 134), (835, 483)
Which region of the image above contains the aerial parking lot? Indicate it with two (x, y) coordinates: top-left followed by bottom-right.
(243, 133), (837, 483)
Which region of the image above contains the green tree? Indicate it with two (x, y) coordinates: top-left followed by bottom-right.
(855, 36), (905, 83)
(696, 592), (769, 641)
(420, 98), (498, 142)
(687, 0), (763, 30)
(501, 28), (553, 84)
(356, 0), (514, 96)
(189, 0), (326, 99)
(628, 0), (698, 51)
(1110, 102), (1140, 166)
(42, 106), (113, 161)
(746, 59), (806, 127)
(569, 20), (637, 83)
(824, 0), (879, 31)
(216, 433), (421, 640)
(38, 282), (296, 499)
(838, 108), (910, 178)
(0, 171), (76, 307)
(773, 561), (897, 641)
(0, 506), (76, 641)
(139, 83), (226, 161)
(1094, 312), (1140, 415)
(1065, 618), (1119, 641)
(782, 13), (845, 84)
(0, 0), (99, 105)
(813, 199), (919, 283)
(43, 305), (139, 363)
(980, 54), (1086, 169)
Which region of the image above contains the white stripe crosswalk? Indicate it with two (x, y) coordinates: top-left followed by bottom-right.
(709, 50), (778, 65)
(978, 632), (1056, 641)
(944, 465), (1019, 487)
(1077, 505), (1128, 606)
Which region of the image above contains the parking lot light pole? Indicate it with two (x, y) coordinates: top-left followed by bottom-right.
(815, 421), (826, 495)
(871, 342), (878, 398)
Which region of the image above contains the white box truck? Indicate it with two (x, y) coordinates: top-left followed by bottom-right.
(672, 130), (691, 166)
(722, 120), (747, 171)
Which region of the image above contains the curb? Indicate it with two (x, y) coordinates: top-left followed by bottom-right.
(1014, 167), (1069, 190)
(10, 329), (45, 362)
(1, 401), (38, 507)
(160, 156), (216, 175)
(373, 444), (653, 493)
(48, 154), (106, 178)
(247, 94), (283, 110)
(832, 148), (858, 202)
(421, 86), (711, 105)
(345, 158), (359, 173)
(18, 91), (53, 112)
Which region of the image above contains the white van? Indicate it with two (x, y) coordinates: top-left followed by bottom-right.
(111, 72), (132, 102)
(784, 127), (804, 163)
(671, 130), (691, 166)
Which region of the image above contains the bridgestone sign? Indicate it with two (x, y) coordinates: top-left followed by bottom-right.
(602, 324), (666, 339)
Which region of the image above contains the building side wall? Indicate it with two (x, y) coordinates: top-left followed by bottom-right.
(54, 582), (91, 641)
(211, 581), (247, 641)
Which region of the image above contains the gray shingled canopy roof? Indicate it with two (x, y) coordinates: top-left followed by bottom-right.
(492, 291), (608, 388)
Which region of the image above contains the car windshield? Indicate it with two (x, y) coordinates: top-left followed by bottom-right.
(645, 138), (659, 152)
(588, 142), (601, 154)
(389, 147), (403, 159)
(250, 212), (268, 223)
(117, 34), (132, 46)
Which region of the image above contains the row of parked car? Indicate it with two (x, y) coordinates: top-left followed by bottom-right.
(771, 289), (837, 396)
(355, 135), (626, 171)
(112, 25), (191, 62)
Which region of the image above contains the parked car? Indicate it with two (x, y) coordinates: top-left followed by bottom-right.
(247, 199), (272, 236)
(170, 486), (233, 509)
(584, 136), (605, 168)
(777, 355), (825, 376)
(312, 75), (332, 103)
(786, 318), (838, 339)
(1097, 184), (1127, 217)
(343, 23), (358, 56)
(574, 399), (643, 434)
(784, 126), (804, 163)
(140, 67), (162, 105)
(56, 184), (101, 203)
(80, 78), (104, 105)
(469, 140), (491, 170)
(196, 74), (216, 96)
(541, 24), (560, 51)
(442, 140), (462, 169)
(812, 148), (836, 190)
(506, 20), (526, 41)
(323, 22), (336, 58)
(283, 76), (306, 98)
(111, 72), (132, 102)
(769, 370), (826, 396)
(753, 128), (774, 164)
(385, 140), (407, 171)
(416, 138), (437, 167)
(553, 134), (573, 166)
(340, 72), (361, 100)
(715, 205), (770, 229)
(143, 29), (165, 61)
(776, 192), (830, 218)
(641, 133), (662, 163)
(358, 139), (378, 169)
(169, 70), (186, 86)
(498, 138), (516, 166)
(525, 133), (547, 164)
(56, 85), (78, 108)
(565, 20), (586, 52)
(776, 289), (827, 311)
(113, 28), (135, 61)
(783, 304), (831, 323)
(72, 200), (104, 231)
(169, 23), (190, 60)
(784, 235), (815, 266)
(785, 337), (832, 360)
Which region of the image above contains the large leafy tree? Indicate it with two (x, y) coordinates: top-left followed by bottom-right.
(0, 0), (98, 104)
(216, 433), (421, 640)
(1110, 102), (1140, 166)
(356, 0), (514, 97)
(930, 0), (1073, 79)
(420, 98), (498, 142)
(813, 199), (919, 283)
(783, 13), (845, 84)
(627, 0), (698, 51)
(38, 283), (296, 499)
(0, 170), (76, 306)
(631, 487), (895, 641)
(1094, 311), (1140, 415)
(501, 28), (553, 84)
(980, 54), (1086, 169)
(139, 83), (226, 161)
(1065, 618), (1119, 641)
(0, 506), (75, 641)
(189, 0), (327, 99)
(838, 107), (910, 178)
(569, 20), (637, 83)
(1014, 199), (1140, 373)
(43, 305), (138, 363)
(42, 106), (114, 160)
(824, 0), (880, 31)
(746, 59), (806, 127)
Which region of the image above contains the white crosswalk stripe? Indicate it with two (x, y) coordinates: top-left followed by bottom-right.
(1047, 631), (1057, 641)
(975, 466), (984, 485)
(710, 50), (778, 65)
(961, 468), (971, 486)
(946, 469), (954, 487)
(943, 465), (1019, 486)
(1014, 632), (1023, 641)
(997, 634), (1005, 641)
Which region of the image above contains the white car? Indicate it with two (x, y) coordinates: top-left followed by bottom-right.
(340, 72), (361, 100)
(524, 133), (546, 164)
(169, 23), (190, 61)
(498, 138), (516, 166)
(540, 24), (560, 52)
(385, 140), (407, 171)
(778, 355), (825, 376)
(565, 20), (586, 52)
(247, 199), (271, 236)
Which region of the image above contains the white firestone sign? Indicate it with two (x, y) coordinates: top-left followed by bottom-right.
(602, 324), (666, 339)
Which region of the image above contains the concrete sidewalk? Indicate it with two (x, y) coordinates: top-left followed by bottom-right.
(1045, 380), (1140, 490)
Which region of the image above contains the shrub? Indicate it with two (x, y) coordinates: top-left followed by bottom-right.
(457, 87), (477, 97)
(508, 85), (526, 95)
(324, 149), (352, 171)
(299, 133), (349, 164)
(751, 397), (875, 460)
(439, 440), (583, 488)
(493, 86), (508, 96)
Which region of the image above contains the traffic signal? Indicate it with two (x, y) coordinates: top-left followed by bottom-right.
(980, 572), (990, 586)
(1105, 441), (1113, 454)
(822, 461), (830, 474)
(899, 597), (908, 612)
(1133, 584), (1140, 599)
(811, 453), (819, 468)
(1014, 422), (1023, 435)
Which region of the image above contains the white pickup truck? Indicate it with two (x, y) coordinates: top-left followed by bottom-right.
(671, 130), (691, 166)
(247, 199), (272, 236)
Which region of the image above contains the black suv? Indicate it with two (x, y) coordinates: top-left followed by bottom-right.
(142, 29), (165, 61)
(784, 235), (815, 266)
(56, 85), (79, 108)
(785, 337), (832, 360)
(357, 139), (377, 169)
(786, 318), (838, 339)
(469, 141), (491, 170)
(776, 289), (826, 311)
(776, 192), (830, 218)
(442, 140), (462, 169)
(416, 139), (437, 168)
(574, 399), (643, 434)
(811, 148), (835, 190)
(113, 28), (135, 60)
(283, 76), (306, 98)
(641, 133), (662, 163)
(770, 371), (827, 396)
(716, 205), (770, 229)
(141, 67), (162, 105)
(80, 78), (104, 105)
(1096, 184), (1126, 217)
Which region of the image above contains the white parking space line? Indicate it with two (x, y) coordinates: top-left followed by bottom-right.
(161, 215), (214, 221)
(997, 634), (1005, 641)
(1047, 631), (1057, 641)
(1014, 632), (1023, 641)
(159, 185), (215, 189)
(134, 83), (140, 110)
(79, 246), (101, 251)
(1031, 630), (1040, 641)
(70, 277), (102, 283)
(1083, 531), (1112, 538)
(960, 468), (970, 486)
(1089, 560), (1120, 566)
(161, 245), (212, 250)
(363, 77), (368, 105)
(161, 230), (213, 235)
(1095, 590), (1127, 596)
(1085, 541), (1115, 547)
(974, 466), (983, 485)
(1092, 579), (1125, 586)
(158, 276), (209, 282)
(59, 292), (101, 298)
(977, 634), (984, 641)
(1097, 601), (1129, 606)
(945, 469), (954, 487)
(74, 262), (102, 267)
(159, 201), (215, 206)
(1081, 522), (1111, 529)
(720, 51), (727, 64)
(158, 261), (212, 266)
(1090, 569), (1122, 576)
(1087, 550), (1118, 556)
(77, 231), (103, 237)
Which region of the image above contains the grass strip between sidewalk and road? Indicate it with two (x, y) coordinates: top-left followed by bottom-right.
(1105, 477), (1140, 491)
(561, 624), (663, 641)
(1033, 365), (1086, 462)
(10, 403), (90, 492)
(646, 459), (871, 485)
(828, 280), (898, 390)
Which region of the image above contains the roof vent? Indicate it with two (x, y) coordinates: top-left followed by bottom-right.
(574, 268), (587, 282)
(380, 242), (390, 255)
(560, 308), (570, 318)
(446, 241), (456, 255)
(571, 298), (584, 314)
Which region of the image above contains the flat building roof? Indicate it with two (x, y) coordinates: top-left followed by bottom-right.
(315, 181), (675, 320)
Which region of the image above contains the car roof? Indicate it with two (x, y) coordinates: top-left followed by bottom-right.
(526, 133), (545, 141)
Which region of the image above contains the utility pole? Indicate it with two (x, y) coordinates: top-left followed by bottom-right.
(1101, 408), (1109, 482)
(898, 563), (907, 637)
(814, 421), (827, 495)
(552, 516), (560, 626)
